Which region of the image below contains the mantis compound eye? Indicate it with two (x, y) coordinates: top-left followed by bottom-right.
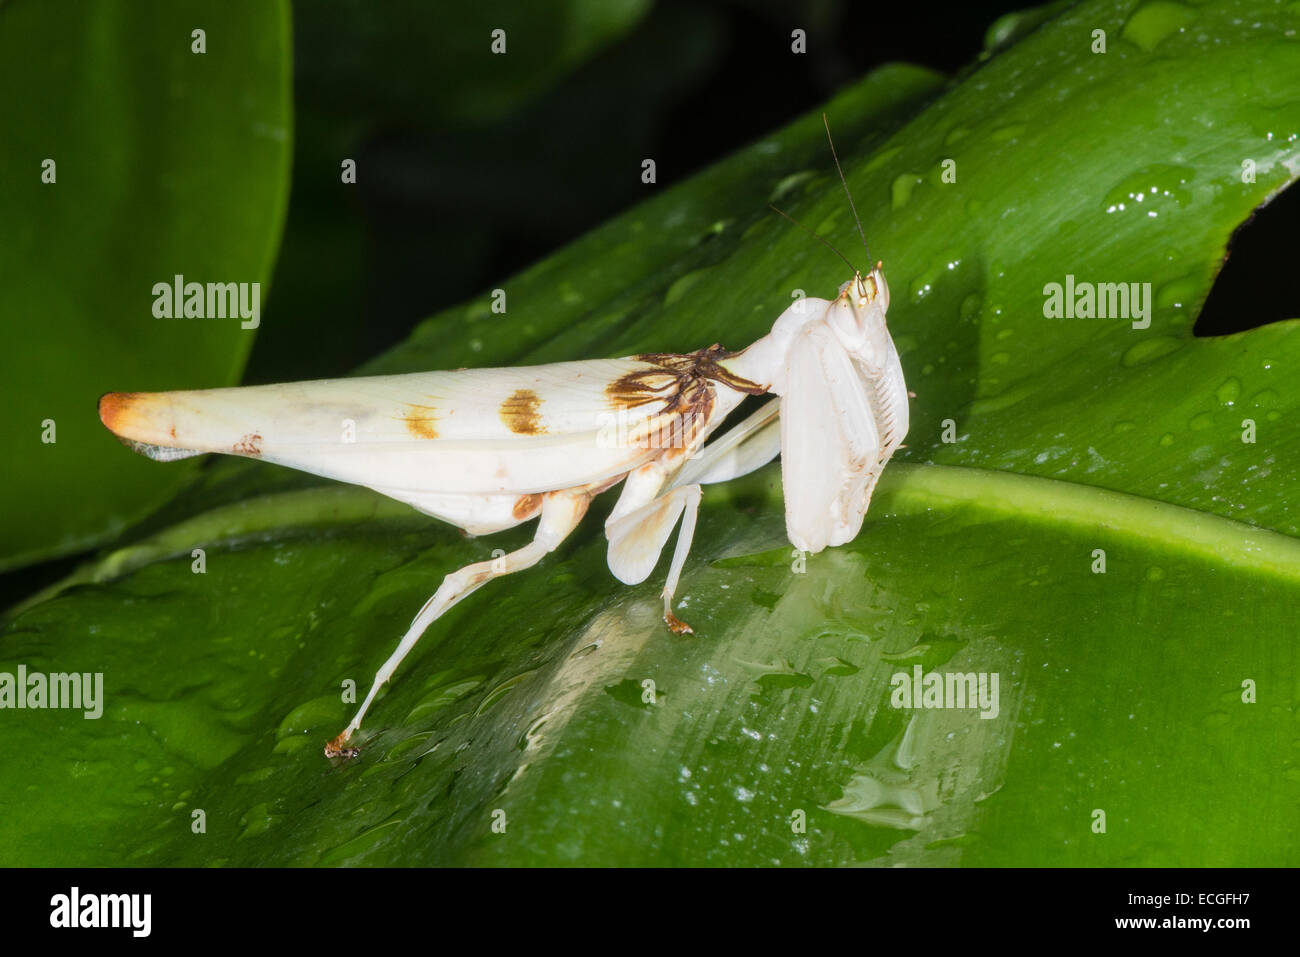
(872, 265), (890, 313)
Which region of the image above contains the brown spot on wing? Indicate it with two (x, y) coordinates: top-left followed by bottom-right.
(404, 404), (439, 439)
(512, 493), (543, 520)
(606, 369), (676, 410)
(234, 433), (263, 456)
(500, 388), (544, 434)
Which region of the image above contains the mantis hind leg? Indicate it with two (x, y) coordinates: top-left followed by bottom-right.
(325, 490), (590, 759)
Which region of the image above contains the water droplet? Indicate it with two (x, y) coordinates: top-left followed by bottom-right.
(864, 146), (903, 173)
(769, 170), (819, 204)
(474, 671), (536, 717)
(1113, 420), (1136, 434)
(238, 803), (282, 840)
(814, 211), (840, 236)
(691, 218), (733, 247)
(1121, 0), (1197, 52)
(271, 736), (313, 756)
(1121, 336), (1183, 367)
(1155, 275), (1197, 309)
(891, 172), (925, 209)
(1215, 377), (1241, 406)
(1159, 432), (1175, 447)
(318, 818), (403, 866)
(665, 268), (713, 306)
(384, 732), (434, 760)
(1102, 166), (1194, 214)
(518, 715), (548, 750)
(276, 695), (342, 740)
(1250, 388), (1279, 409)
(989, 123), (1027, 143)
(405, 677), (482, 725)
(1189, 412), (1214, 431)
(907, 253), (962, 302)
(234, 766), (277, 786)
(822, 658), (860, 677)
(968, 383), (1035, 414)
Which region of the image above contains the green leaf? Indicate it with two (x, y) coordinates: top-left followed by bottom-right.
(4, 0), (1299, 865)
(0, 0), (291, 571)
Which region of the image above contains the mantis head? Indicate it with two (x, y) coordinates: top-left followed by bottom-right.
(826, 261), (893, 370)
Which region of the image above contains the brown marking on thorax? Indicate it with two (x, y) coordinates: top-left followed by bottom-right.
(234, 433), (263, 456)
(606, 344), (765, 414)
(404, 404), (439, 439)
(500, 388), (544, 434)
(604, 346), (766, 458)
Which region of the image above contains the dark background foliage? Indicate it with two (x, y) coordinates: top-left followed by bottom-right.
(250, 0), (1041, 383)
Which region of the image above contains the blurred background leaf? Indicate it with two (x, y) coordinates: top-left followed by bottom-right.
(0, 0), (291, 573)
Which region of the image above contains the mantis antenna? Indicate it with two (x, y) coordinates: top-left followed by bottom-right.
(822, 112), (871, 265)
(767, 203), (858, 274)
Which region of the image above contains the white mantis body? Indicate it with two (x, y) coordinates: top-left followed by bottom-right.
(98, 125), (909, 759)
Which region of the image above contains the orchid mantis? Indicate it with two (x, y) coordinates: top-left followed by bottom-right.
(98, 120), (909, 758)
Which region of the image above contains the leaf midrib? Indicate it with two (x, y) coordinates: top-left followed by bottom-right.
(16, 459), (1300, 622)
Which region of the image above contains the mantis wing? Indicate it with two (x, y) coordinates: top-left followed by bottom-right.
(779, 322), (881, 553)
(99, 358), (687, 499)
